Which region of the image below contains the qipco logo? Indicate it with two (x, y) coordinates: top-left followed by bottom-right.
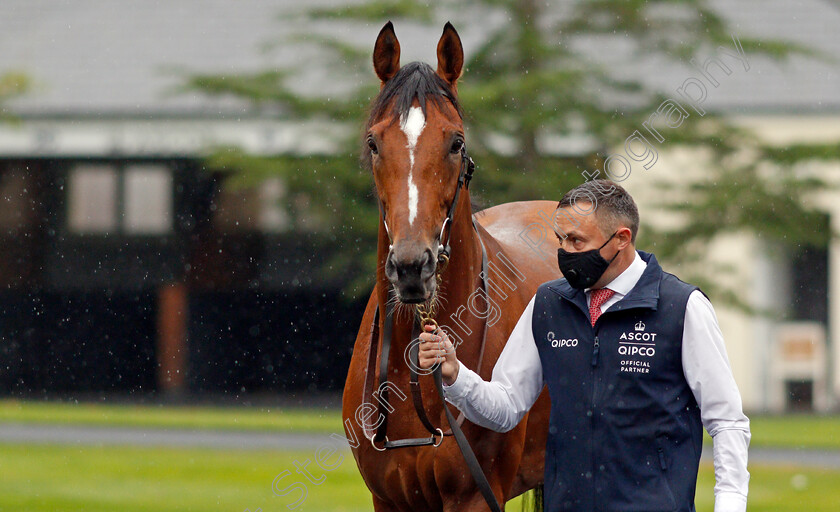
(547, 331), (578, 348)
(618, 345), (656, 357)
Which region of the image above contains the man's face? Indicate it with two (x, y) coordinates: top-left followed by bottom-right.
(554, 204), (613, 256)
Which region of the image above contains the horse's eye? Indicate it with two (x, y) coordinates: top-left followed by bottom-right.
(450, 138), (464, 154)
(367, 137), (378, 155)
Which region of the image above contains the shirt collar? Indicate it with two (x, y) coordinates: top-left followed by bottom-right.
(587, 250), (646, 297)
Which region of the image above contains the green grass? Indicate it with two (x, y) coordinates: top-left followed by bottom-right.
(697, 414), (840, 450)
(747, 415), (840, 450)
(4, 399), (840, 450)
(3, 400), (839, 510)
(717, 464), (840, 512)
(0, 444), (836, 512)
(0, 399), (344, 433)
(0, 445), (368, 512)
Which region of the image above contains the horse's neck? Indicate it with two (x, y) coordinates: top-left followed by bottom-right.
(435, 202), (486, 363)
(438, 202), (483, 315)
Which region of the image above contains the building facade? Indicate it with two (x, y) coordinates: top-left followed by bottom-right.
(1, 0), (839, 409)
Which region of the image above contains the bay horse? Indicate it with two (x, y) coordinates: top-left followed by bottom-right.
(342, 21), (561, 511)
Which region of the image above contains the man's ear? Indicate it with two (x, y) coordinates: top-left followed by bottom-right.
(616, 227), (634, 249)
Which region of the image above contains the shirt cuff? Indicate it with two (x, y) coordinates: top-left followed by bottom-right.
(714, 491), (747, 512)
(441, 362), (478, 400)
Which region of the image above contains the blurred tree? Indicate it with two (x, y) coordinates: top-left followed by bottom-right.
(0, 71), (29, 122)
(184, 0), (838, 307)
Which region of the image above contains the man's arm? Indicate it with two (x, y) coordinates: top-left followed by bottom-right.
(682, 290), (751, 512)
(418, 295), (544, 433)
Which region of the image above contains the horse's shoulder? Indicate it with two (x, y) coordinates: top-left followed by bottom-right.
(474, 200), (558, 244)
(473, 200), (562, 289)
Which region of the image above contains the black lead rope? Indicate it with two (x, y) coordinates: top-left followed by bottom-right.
(372, 224), (501, 512)
(433, 365), (502, 512)
(430, 218), (501, 512)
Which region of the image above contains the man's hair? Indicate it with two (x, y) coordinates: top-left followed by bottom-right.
(558, 179), (639, 243)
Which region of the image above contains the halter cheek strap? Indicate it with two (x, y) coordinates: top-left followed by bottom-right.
(437, 144), (475, 260)
(376, 144), (475, 257)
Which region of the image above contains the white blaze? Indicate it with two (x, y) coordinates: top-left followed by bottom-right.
(408, 179), (419, 226)
(400, 106), (425, 225)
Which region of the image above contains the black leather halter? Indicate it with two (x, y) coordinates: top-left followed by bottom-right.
(378, 145), (475, 258)
(365, 145), (501, 512)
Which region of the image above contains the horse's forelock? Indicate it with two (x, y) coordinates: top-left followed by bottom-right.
(361, 62), (463, 170)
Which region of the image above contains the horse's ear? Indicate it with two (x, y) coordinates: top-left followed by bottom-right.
(436, 22), (463, 87)
(373, 21), (401, 84)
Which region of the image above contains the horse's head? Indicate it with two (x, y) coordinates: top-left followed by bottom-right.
(364, 22), (467, 304)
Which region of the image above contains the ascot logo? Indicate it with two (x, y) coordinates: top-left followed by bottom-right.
(618, 320), (657, 356)
(620, 321), (658, 343)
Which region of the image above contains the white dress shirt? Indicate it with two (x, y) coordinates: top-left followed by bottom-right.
(442, 251), (750, 512)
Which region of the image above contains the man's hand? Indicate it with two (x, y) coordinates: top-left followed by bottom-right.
(418, 324), (460, 386)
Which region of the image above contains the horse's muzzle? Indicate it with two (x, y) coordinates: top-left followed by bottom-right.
(384, 245), (437, 303)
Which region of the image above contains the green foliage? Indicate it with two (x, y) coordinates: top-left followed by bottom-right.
(0, 71), (30, 122)
(184, 0), (837, 306)
(763, 143), (840, 165)
(636, 111), (835, 311)
(0, 71), (28, 98)
(656, 169), (829, 256)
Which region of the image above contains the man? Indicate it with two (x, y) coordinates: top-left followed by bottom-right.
(418, 179), (750, 512)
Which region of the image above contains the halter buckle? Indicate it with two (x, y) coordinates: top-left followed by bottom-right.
(370, 435), (388, 452)
(432, 428), (444, 447)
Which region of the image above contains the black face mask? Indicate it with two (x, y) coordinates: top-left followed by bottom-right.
(557, 232), (620, 289)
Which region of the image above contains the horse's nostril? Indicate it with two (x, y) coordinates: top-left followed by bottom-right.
(420, 248), (436, 279)
(385, 251), (398, 281)
(387, 245), (437, 286)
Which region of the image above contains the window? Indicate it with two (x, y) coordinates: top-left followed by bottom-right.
(124, 165), (172, 234)
(785, 380), (814, 412)
(67, 163), (173, 235)
(212, 177), (289, 233)
(258, 177), (288, 233)
(67, 165), (118, 233)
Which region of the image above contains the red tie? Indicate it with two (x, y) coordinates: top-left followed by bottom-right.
(589, 288), (615, 326)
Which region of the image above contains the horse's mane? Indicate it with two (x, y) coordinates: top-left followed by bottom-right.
(361, 61), (464, 171)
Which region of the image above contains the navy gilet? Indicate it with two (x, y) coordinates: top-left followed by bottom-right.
(532, 251), (703, 512)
